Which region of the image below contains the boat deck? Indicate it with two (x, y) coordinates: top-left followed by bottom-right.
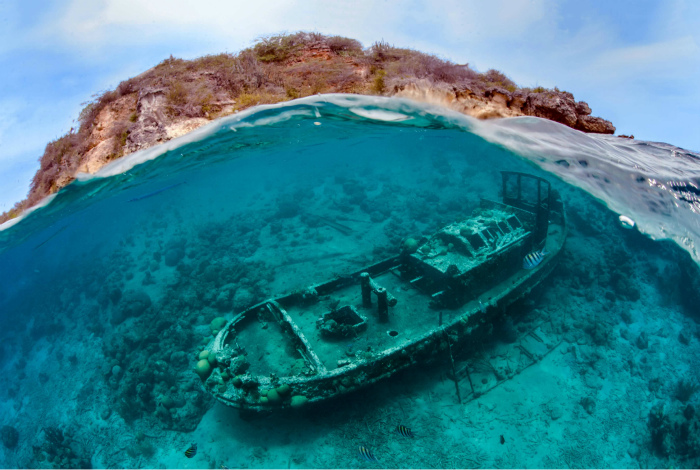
(225, 219), (564, 379)
(279, 270), (454, 371)
(230, 311), (304, 377)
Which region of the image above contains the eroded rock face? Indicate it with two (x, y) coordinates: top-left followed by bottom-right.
(125, 87), (169, 153)
(508, 90), (528, 110)
(576, 100), (592, 116)
(576, 114), (616, 134)
(522, 92), (615, 134)
(523, 91), (578, 127)
(393, 81), (615, 134)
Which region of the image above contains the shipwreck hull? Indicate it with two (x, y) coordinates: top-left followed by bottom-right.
(202, 172), (567, 411)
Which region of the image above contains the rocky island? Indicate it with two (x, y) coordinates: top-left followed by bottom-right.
(0, 32), (614, 224)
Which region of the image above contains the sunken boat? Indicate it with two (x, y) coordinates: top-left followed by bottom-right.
(201, 171), (567, 410)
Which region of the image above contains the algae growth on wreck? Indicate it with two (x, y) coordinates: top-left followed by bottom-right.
(1, 95), (700, 468)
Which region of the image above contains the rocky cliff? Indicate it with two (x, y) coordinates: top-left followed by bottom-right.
(1, 33), (614, 223)
(393, 80), (614, 133)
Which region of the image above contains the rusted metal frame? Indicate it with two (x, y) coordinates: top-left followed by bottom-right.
(267, 301), (327, 373)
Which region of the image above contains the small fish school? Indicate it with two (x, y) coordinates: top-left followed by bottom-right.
(358, 445), (378, 462)
(396, 424), (414, 438)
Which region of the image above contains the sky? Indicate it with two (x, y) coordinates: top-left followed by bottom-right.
(0, 0), (699, 211)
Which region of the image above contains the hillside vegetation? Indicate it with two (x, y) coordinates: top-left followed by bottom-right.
(1, 32), (614, 224)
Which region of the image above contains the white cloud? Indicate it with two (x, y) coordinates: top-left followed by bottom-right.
(436, 0), (549, 42)
(590, 36), (699, 80)
(21, 0), (559, 60)
(41, 0), (369, 52)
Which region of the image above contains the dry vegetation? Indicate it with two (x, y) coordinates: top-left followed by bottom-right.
(1, 32), (564, 224)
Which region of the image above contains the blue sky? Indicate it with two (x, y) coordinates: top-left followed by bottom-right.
(1, 0), (699, 211)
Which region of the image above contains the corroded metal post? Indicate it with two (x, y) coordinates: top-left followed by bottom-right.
(360, 272), (372, 307)
(444, 332), (462, 404)
(376, 287), (389, 322)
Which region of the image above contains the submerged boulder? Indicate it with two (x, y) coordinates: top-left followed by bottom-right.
(164, 247), (185, 267)
(648, 402), (700, 458)
(111, 290), (152, 325)
(1, 425), (18, 449)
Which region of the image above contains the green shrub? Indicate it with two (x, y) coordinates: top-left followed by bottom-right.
(230, 50), (267, 92)
(251, 32), (364, 62)
(119, 130), (128, 149)
(286, 86), (300, 99)
(252, 32), (312, 63)
(372, 69), (387, 94)
(479, 69), (517, 89)
(78, 102), (99, 128)
(190, 53), (236, 71)
(167, 80), (189, 108)
(326, 36), (363, 55)
(236, 91), (284, 108)
(109, 120), (130, 155)
(370, 40), (406, 61)
(237, 92), (261, 108)
(310, 78), (328, 94)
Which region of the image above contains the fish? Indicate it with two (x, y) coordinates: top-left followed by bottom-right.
(304, 212), (354, 235)
(184, 443), (197, 458)
(500, 435), (506, 444)
(396, 424), (414, 438)
(522, 249), (548, 270)
(33, 225), (68, 250)
(128, 181), (186, 202)
(358, 445), (378, 462)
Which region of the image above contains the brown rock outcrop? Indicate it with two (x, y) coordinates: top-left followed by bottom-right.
(393, 81), (615, 134)
(522, 91), (615, 134)
(576, 114), (616, 134)
(523, 91), (578, 127)
(126, 87), (169, 153)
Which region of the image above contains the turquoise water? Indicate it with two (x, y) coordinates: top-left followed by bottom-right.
(1, 95), (700, 468)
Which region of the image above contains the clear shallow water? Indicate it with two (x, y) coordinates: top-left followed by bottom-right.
(1, 95), (700, 468)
